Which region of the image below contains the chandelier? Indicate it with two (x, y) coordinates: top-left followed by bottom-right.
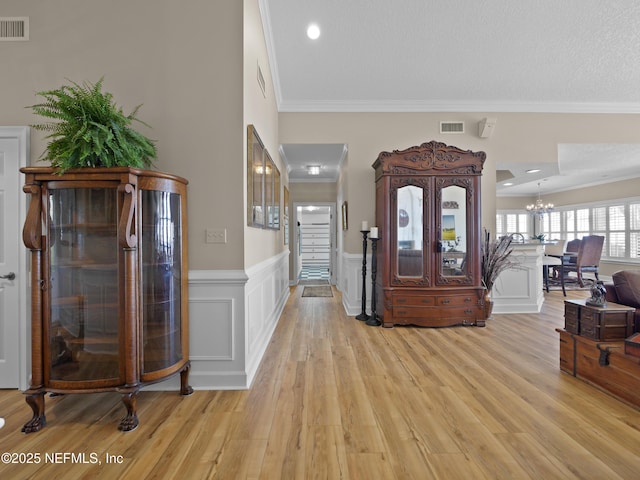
(526, 183), (554, 217)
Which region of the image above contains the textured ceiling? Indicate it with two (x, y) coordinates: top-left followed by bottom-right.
(261, 1), (640, 191)
(262, 0), (640, 113)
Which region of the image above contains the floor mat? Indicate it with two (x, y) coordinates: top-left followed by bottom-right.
(302, 286), (333, 297)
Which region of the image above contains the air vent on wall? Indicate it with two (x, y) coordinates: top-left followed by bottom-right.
(0, 17), (29, 41)
(257, 62), (266, 98)
(440, 121), (464, 134)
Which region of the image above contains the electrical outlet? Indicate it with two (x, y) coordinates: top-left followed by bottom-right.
(205, 228), (227, 244)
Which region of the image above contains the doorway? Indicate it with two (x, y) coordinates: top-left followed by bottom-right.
(293, 203), (336, 285)
(0, 126), (29, 389)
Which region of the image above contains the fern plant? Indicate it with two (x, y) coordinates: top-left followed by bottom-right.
(29, 78), (156, 173)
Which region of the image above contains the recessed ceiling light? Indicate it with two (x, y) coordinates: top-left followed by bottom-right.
(503, 182), (514, 186)
(307, 165), (321, 175)
(526, 169), (541, 174)
(307, 23), (320, 40)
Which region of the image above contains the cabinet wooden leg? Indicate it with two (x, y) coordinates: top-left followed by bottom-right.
(22, 392), (46, 433)
(180, 362), (194, 396)
(118, 392), (139, 432)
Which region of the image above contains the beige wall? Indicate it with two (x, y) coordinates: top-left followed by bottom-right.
(498, 178), (640, 211)
(243, 0), (287, 268)
(5, 2), (640, 271)
(280, 112), (640, 253)
(288, 182), (337, 204)
(1, 0), (261, 271)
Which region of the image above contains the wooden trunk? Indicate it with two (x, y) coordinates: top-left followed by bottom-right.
(564, 299), (634, 341)
(557, 329), (640, 409)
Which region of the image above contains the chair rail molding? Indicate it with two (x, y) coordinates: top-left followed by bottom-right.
(340, 251), (372, 317)
(146, 251), (289, 391)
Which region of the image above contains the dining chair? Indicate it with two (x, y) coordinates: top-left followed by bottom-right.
(563, 235), (605, 287)
(543, 240), (567, 296)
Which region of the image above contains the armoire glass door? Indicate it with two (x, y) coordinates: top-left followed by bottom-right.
(396, 184), (424, 278)
(439, 183), (470, 280)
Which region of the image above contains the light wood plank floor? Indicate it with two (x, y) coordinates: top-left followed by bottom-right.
(1, 288), (640, 479)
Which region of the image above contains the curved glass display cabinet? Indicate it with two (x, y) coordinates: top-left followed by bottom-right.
(373, 141), (486, 328)
(20, 167), (192, 432)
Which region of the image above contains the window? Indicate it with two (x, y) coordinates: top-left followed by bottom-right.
(498, 197), (640, 263)
(495, 212), (529, 238)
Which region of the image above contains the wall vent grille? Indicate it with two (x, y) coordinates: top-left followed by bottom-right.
(440, 121), (464, 134)
(0, 17), (29, 41)
(257, 62), (266, 97)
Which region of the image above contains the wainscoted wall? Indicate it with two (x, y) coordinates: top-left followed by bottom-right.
(492, 243), (544, 314)
(340, 252), (372, 317)
(147, 251), (289, 391)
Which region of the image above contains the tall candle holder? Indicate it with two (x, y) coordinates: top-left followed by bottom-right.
(355, 230), (370, 321)
(366, 237), (382, 326)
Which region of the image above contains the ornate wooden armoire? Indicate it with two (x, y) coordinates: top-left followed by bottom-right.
(372, 141), (486, 328)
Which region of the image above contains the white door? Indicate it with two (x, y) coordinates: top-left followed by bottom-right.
(0, 127), (28, 388)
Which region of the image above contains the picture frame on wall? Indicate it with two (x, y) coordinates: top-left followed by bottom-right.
(342, 201), (348, 230)
(247, 125), (265, 228)
(247, 124), (281, 230)
(283, 186), (289, 244)
(265, 151), (281, 230)
(273, 156), (281, 230)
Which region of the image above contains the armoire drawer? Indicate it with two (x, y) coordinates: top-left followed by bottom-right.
(393, 294), (476, 308)
(392, 306), (479, 319)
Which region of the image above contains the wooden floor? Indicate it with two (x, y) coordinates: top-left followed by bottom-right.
(2, 287), (640, 479)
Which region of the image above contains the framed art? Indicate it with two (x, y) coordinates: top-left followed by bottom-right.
(264, 150), (273, 228)
(265, 151), (281, 230)
(442, 214), (456, 240)
(283, 186), (289, 244)
(247, 124), (281, 230)
(342, 201), (348, 230)
(247, 125), (265, 228)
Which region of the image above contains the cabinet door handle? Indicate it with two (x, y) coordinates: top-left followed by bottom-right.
(441, 299), (450, 304)
(465, 309), (473, 314)
(397, 298), (407, 304)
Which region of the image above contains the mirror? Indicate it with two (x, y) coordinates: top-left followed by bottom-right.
(396, 185), (423, 277)
(441, 185), (467, 276)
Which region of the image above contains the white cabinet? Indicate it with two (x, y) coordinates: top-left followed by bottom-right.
(300, 224), (330, 265)
(492, 243), (544, 314)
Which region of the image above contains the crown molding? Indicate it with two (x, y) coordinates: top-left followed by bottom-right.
(277, 99), (640, 114)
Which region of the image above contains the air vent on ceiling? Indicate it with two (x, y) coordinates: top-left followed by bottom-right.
(440, 121), (464, 134)
(0, 17), (29, 41)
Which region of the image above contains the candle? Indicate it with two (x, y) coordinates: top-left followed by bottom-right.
(361, 221), (369, 231)
(370, 226), (379, 238)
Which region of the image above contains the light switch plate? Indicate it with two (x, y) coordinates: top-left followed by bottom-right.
(206, 228), (227, 244)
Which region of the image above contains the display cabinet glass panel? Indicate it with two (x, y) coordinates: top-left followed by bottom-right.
(48, 187), (120, 383)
